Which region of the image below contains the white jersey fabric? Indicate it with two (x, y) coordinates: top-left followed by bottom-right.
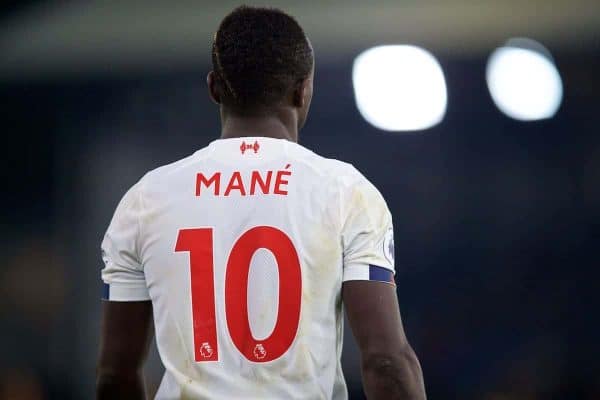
(101, 137), (395, 400)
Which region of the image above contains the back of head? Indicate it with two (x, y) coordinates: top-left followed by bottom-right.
(212, 6), (313, 115)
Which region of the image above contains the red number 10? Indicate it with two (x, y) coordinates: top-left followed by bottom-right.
(175, 226), (302, 363)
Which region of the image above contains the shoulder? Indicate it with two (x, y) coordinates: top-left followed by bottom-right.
(290, 142), (386, 198)
(287, 142), (362, 182)
(136, 147), (211, 189)
(289, 142), (388, 211)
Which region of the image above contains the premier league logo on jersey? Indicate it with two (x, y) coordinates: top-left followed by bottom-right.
(383, 227), (394, 265)
(253, 343), (267, 360)
(200, 342), (214, 358)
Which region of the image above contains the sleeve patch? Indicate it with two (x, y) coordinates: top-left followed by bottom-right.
(383, 227), (394, 264)
(102, 283), (110, 300)
(369, 265), (395, 285)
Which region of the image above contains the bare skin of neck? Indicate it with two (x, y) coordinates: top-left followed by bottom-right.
(220, 106), (299, 143)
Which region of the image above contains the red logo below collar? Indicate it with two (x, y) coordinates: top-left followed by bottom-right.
(240, 140), (260, 154)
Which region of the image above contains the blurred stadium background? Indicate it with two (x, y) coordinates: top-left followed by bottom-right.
(1, 0), (599, 398)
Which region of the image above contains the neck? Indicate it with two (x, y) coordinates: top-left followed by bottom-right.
(220, 108), (298, 142)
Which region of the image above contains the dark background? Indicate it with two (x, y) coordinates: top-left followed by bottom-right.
(1, 1), (599, 399)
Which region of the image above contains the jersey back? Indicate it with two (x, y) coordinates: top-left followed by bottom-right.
(101, 137), (395, 400)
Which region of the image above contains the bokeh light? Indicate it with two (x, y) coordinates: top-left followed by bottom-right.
(352, 45), (448, 132)
(487, 39), (563, 121)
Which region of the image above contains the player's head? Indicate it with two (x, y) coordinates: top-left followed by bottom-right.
(208, 6), (314, 130)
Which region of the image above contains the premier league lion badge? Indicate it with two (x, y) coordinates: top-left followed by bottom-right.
(383, 227), (394, 265)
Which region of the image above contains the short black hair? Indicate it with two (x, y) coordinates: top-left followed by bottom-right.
(212, 6), (313, 113)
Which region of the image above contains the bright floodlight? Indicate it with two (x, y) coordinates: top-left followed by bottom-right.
(352, 45), (447, 131)
(487, 39), (563, 121)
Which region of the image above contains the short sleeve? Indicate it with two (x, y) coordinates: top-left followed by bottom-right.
(341, 170), (395, 285)
(101, 182), (150, 301)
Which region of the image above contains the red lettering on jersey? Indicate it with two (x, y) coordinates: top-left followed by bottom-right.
(224, 171), (246, 196)
(225, 226), (301, 362)
(195, 168), (290, 197)
(250, 170), (272, 195)
(274, 168), (291, 195)
(175, 228), (219, 362)
(196, 172), (221, 196)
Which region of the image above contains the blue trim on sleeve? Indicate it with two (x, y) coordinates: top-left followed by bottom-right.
(368, 265), (395, 284)
(102, 283), (110, 300)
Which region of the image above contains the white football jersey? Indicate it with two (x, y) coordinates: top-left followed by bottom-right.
(101, 137), (395, 400)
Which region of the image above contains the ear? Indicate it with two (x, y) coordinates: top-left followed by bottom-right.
(292, 77), (311, 108)
(207, 71), (221, 105)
